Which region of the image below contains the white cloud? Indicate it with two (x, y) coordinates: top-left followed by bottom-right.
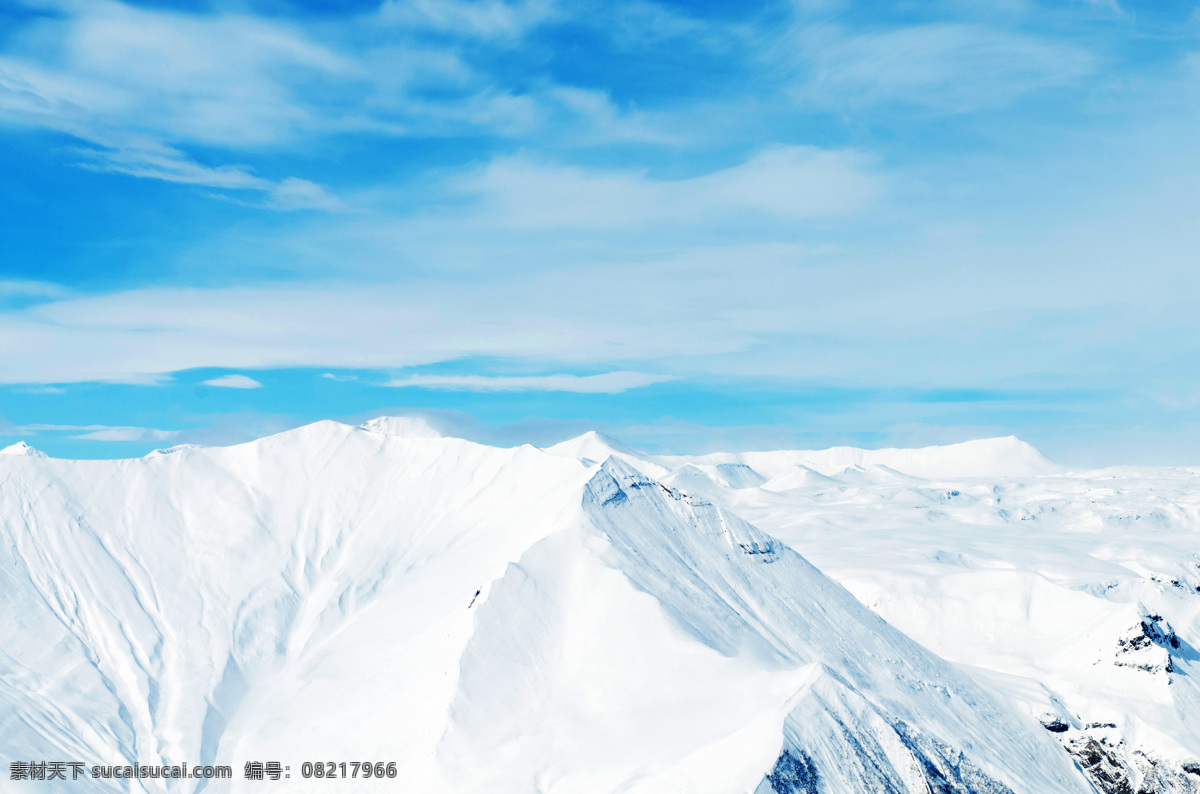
(0, 0), (574, 170)
(73, 140), (271, 189)
(0, 1), (364, 207)
(4, 0), (359, 145)
(545, 86), (682, 145)
(103, 373), (176, 386)
(267, 178), (347, 212)
(17, 423), (180, 442)
(202, 374), (263, 389)
(1, 170), (1194, 391)
(1074, 0), (1124, 15)
(72, 427), (180, 441)
(394, 89), (544, 137)
(457, 146), (880, 229)
(12, 385), (66, 395)
(793, 24), (1095, 112)
(0, 280), (68, 298)
(378, 0), (555, 39)
(322, 373), (359, 382)
(0, 0), (774, 209)
(0, 276), (751, 386)
(385, 372), (674, 393)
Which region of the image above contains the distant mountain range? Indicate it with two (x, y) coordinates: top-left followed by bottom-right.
(1, 419), (1196, 792)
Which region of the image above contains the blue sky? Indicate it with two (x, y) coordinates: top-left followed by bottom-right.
(1, 0), (1199, 464)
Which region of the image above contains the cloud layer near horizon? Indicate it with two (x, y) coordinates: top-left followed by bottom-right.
(2, 0), (1199, 462)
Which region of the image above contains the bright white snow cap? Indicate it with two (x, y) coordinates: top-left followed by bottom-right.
(359, 416), (444, 438)
(1, 441), (46, 457)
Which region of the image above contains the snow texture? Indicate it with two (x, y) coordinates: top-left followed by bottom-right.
(1, 420), (1197, 792)
(2, 440), (46, 457)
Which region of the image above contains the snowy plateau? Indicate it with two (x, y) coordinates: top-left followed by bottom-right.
(1, 421), (1198, 793)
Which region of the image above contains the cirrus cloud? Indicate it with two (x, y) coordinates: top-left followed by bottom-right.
(457, 146), (881, 229)
(385, 372), (674, 393)
(792, 23), (1096, 112)
(202, 374), (263, 389)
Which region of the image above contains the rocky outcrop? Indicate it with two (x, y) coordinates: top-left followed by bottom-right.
(1060, 731), (1200, 794)
(1115, 614), (1179, 675)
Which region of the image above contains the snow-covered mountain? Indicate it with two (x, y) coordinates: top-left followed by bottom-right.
(1, 421), (1196, 792)
(550, 433), (1200, 793)
(1, 440), (46, 457)
(358, 415), (444, 438)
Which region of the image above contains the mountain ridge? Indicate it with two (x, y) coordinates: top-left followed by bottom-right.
(1, 422), (1195, 792)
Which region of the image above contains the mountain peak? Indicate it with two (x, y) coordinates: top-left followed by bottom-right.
(764, 436), (1057, 480)
(542, 431), (672, 479)
(1, 441), (46, 458)
(359, 415), (444, 438)
(544, 430), (639, 459)
(894, 435), (1057, 479)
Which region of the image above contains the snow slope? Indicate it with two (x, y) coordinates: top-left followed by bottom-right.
(1, 440), (46, 457)
(1, 422), (589, 792)
(358, 415), (443, 438)
(547, 433), (1200, 792)
(0, 422), (1194, 792)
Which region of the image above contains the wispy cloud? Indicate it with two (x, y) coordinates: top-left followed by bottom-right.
(456, 146), (880, 229)
(0, 0), (503, 207)
(202, 374), (263, 389)
(0, 280), (68, 298)
(543, 86), (682, 145)
(73, 143), (267, 189)
(0, 0), (359, 143)
(2, 0), (1197, 466)
(71, 140), (341, 209)
(72, 427), (179, 442)
(0, 192), (1195, 389)
(10, 385), (66, 395)
(0, 0), (354, 208)
(377, 0), (555, 39)
(385, 371), (674, 393)
(1074, 0), (1125, 17)
(0, 280), (69, 311)
(791, 24), (1095, 112)
(0, 0), (780, 212)
(103, 373), (176, 386)
(18, 423), (180, 441)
